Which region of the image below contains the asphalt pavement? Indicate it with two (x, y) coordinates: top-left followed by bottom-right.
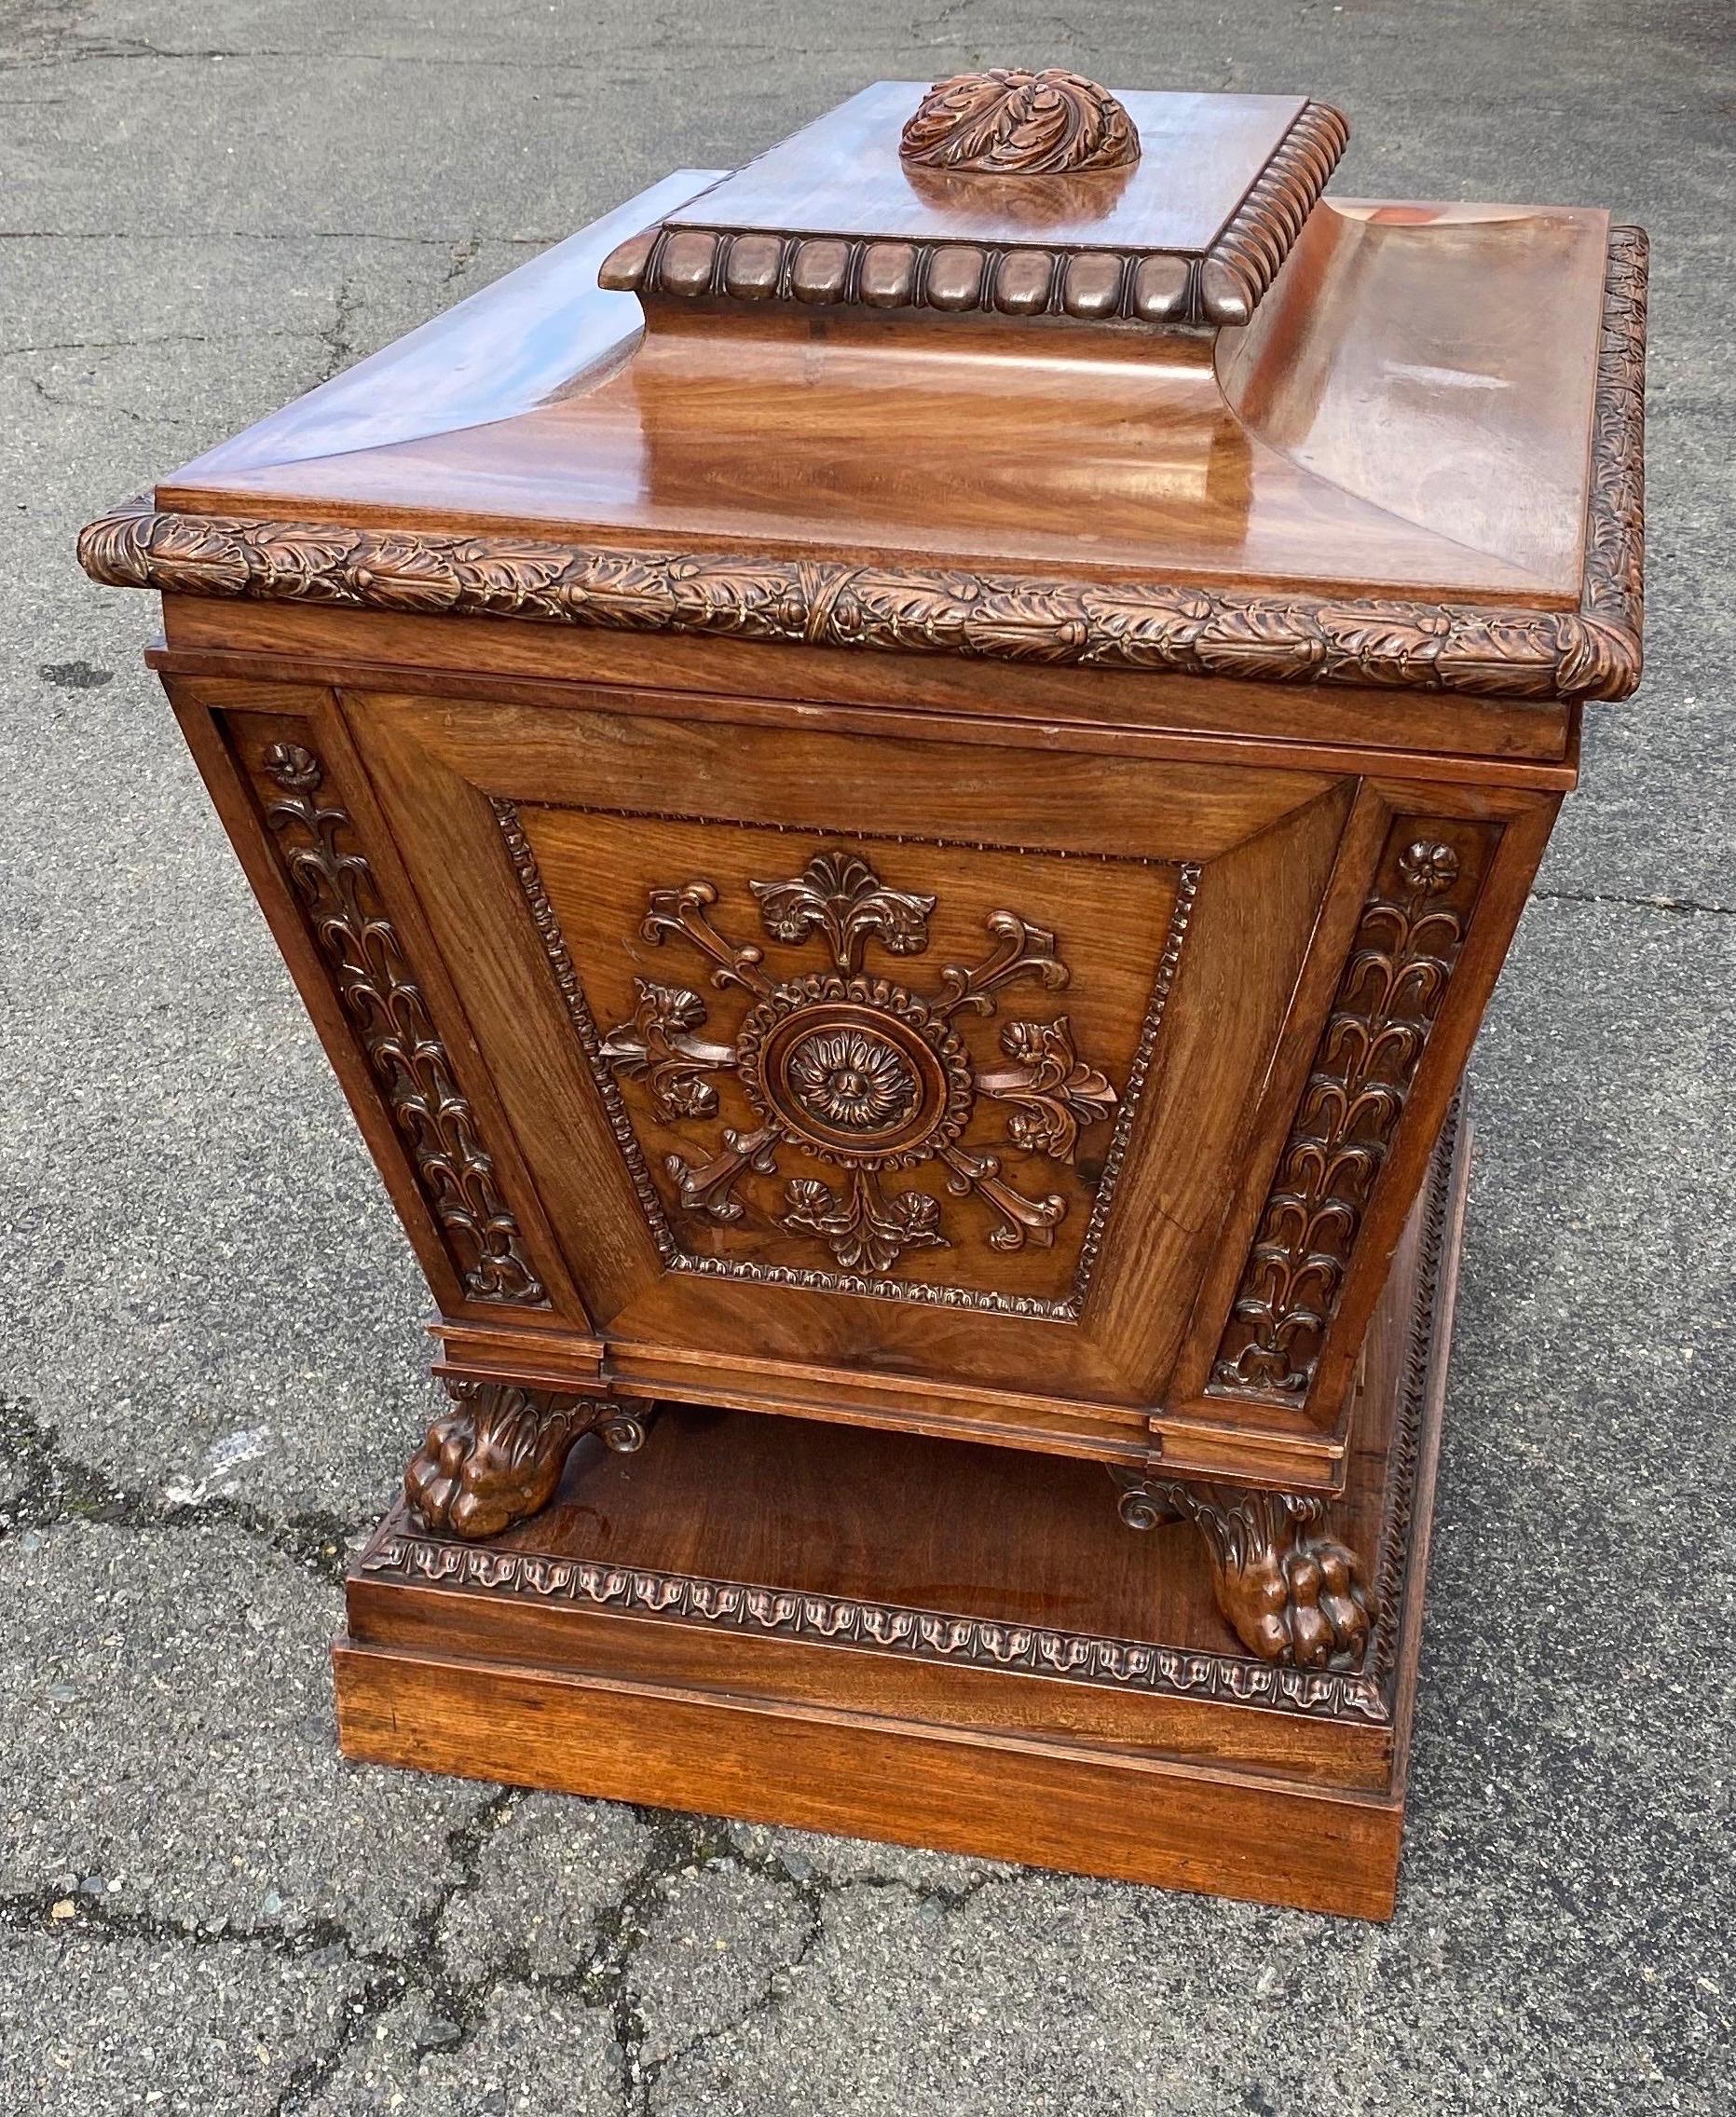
(1, 1), (1730, 2110)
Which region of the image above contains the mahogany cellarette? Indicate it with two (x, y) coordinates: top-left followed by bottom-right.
(78, 72), (1647, 1917)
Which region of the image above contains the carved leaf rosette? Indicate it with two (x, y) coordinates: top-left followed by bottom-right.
(597, 848), (1120, 1277)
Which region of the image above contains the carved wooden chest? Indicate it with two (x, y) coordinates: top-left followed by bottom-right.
(79, 73), (1646, 1915)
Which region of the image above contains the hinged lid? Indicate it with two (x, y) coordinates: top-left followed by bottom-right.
(77, 78), (1647, 710)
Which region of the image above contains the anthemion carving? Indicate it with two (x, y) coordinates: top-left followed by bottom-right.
(606, 849), (1108, 1271)
(899, 69), (1141, 173)
(1210, 833), (1477, 1402)
(362, 1528), (1387, 1722)
(254, 741), (546, 1307)
(406, 1381), (645, 1540)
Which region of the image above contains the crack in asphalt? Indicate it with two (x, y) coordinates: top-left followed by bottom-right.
(1530, 885), (1736, 919)
(316, 277), (362, 386)
(266, 1785), (519, 2115)
(1, 1779), (1005, 2110)
(0, 1396), (366, 1586)
(0, 1395), (1015, 2103)
(2, 329), (330, 355)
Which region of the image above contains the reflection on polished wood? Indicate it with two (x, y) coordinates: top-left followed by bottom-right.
(159, 198), (1609, 606)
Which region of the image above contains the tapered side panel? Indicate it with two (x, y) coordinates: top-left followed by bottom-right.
(163, 675), (586, 1334)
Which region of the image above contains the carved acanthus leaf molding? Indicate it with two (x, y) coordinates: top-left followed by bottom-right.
(899, 69), (1141, 174)
(253, 740), (546, 1307)
(81, 499), (1638, 703)
(77, 229), (1644, 707)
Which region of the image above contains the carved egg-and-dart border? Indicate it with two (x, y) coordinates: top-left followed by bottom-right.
(493, 803), (1200, 1318)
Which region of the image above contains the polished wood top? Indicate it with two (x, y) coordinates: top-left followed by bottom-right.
(668, 81), (1307, 253)
(162, 188), (1610, 608)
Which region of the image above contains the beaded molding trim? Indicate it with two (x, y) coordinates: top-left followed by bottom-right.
(1199, 101), (1349, 324)
(598, 100), (1348, 330)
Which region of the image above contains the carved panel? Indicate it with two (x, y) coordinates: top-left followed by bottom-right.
(245, 736), (547, 1306)
(496, 802), (1197, 1318)
(1210, 829), (1485, 1403)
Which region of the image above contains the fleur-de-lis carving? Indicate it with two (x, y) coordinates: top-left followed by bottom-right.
(976, 1016), (1117, 1160)
(665, 1124), (781, 1222)
(642, 881), (771, 995)
(939, 1145), (1066, 1251)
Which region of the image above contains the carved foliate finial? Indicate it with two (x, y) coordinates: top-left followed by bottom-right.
(899, 69), (1141, 175)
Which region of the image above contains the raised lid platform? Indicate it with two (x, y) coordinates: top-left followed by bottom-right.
(597, 82), (1345, 331)
(79, 114), (1647, 704)
(672, 84), (1307, 253)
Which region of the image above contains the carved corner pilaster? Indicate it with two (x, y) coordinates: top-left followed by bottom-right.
(405, 1382), (645, 1540)
(247, 735), (548, 1309)
(1117, 1474), (1373, 1671)
(1209, 828), (1483, 1407)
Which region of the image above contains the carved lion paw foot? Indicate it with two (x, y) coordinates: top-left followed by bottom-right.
(1121, 1478), (1374, 1671)
(1222, 1523), (1372, 1670)
(404, 1384), (590, 1540)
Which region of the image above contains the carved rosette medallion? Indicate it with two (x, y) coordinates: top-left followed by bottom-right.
(899, 69), (1141, 173)
(735, 976), (974, 1168)
(595, 848), (1120, 1276)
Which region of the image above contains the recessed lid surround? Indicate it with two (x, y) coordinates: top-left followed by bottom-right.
(599, 80), (1347, 328)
